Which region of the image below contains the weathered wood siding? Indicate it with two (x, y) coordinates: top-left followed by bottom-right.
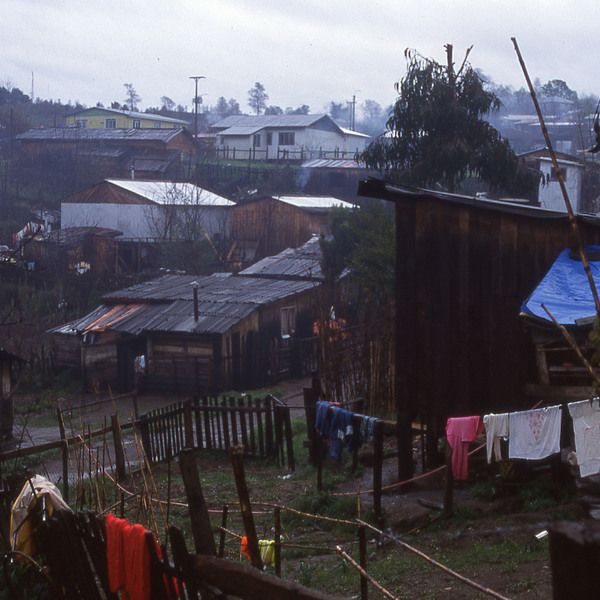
(230, 198), (331, 257)
(389, 189), (600, 419)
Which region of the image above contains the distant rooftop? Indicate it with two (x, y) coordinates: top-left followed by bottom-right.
(104, 180), (235, 206)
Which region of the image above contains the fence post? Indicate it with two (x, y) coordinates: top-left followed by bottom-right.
(303, 387), (318, 466)
(359, 525), (368, 600)
(218, 504), (228, 558)
(372, 420), (384, 527)
(443, 440), (454, 517)
(229, 444), (262, 569)
(283, 406), (295, 472)
(178, 448), (217, 556)
(183, 400), (194, 449)
(137, 414), (152, 464)
(274, 507), (281, 577)
(111, 414), (126, 482)
(57, 409), (69, 505)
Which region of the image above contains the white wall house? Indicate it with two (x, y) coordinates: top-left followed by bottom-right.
(61, 179), (234, 240)
(537, 157), (583, 213)
(212, 114), (370, 158)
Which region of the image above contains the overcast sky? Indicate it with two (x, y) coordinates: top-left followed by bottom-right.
(3, 0), (600, 116)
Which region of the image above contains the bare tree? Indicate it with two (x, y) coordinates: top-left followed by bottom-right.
(123, 83), (141, 111)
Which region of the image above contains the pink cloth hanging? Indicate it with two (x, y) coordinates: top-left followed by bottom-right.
(446, 416), (483, 480)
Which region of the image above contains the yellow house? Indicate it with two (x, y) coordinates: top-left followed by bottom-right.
(65, 107), (188, 130)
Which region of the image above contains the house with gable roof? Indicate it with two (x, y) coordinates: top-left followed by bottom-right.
(60, 179), (235, 241)
(212, 114), (369, 160)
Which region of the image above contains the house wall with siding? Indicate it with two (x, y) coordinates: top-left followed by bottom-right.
(230, 198), (331, 257)
(61, 203), (230, 239)
(65, 109), (184, 129)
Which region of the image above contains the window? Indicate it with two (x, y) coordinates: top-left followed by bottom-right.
(153, 121), (162, 129)
(550, 167), (567, 182)
(280, 306), (297, 338)
(105, 118), (116, 129)
(278, 132), (295, 146)
(132, 119), (141, 129)
(266, 132), (273, 146)
(75, 120), (87, 129)
(253, 134), (261, 147)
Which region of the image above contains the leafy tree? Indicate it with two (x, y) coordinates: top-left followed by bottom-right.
(110, 101), (122, 109)
(362, 45), (537, 195)
(327, 101), (350, 125)
(247, 82), (268, 115)
(541, 79), (578, 102)
(123, 83), (141, 111)
(161, 96), (176, 111)
(286, 105), (310, 115)
(264, 105), (283, 115)
(214, 97), (241, 120)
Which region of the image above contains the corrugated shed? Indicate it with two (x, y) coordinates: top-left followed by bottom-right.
(43, 227), (122, 247)
(239, 237), (323, 279)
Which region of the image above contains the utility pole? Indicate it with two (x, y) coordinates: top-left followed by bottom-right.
(346, 94), (357, 131)
(190, 75), (205, 139)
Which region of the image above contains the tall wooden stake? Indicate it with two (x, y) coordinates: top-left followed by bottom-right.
(178, 448), (217, 556)
(229, 444), (262, 569)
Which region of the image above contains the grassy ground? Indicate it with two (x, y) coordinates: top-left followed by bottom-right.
(2, 389), (583, 599)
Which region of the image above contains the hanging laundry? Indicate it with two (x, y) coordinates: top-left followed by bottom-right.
(315, 400), (330, 436)
(446, 416), (483, 480)
(259, 540), (275, 568)
(483, 413), (509, 464)
(328, 406), (354, 461)
(106, 513), (167, 600)
(360, 416), (378, 447)
(568, 399), (600, 478)
(240, 536), (276, 568)
(508, 406), (561, 461)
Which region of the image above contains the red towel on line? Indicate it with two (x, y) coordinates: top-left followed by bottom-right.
(446, 416), (483, 481)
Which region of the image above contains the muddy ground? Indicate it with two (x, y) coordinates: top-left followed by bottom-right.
(8, 378), (589, 598)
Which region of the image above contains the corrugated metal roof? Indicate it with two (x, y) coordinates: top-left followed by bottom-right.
(274, 195), (355, 209)
(41, 227), (123, 246)
(240, 236), (324, 279)
(339, 127), (370, 139)
(17, 128), (187, 142)
(213, 114), (332, 130)
(68, 107), (188, 126)
(217, 126), (266, 136)
(104, 180), (235, 206)
(300, 158), (370, 169)
(104, 273), (315, 305)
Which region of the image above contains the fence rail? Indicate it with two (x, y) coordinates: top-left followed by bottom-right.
(0, 394), (295, 503)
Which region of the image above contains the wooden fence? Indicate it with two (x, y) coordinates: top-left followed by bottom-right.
(136, 395), (295, 471)
(213, 146), (360, 163)
(0, 394), (295, 504)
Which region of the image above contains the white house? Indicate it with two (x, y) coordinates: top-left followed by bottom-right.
(61, 179), (235, 241)
(212, 114), (370, 158)
(537, 157), (583, 213)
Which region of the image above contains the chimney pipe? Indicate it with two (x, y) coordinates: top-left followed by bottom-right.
(191, 281), (199, 321)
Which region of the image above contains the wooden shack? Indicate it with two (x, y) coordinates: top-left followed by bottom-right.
(228, 195), (354, 266)
(50, 239), (323, 394)
(358, 179), (600, 459)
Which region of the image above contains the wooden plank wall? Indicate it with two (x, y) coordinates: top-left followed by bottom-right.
(396, 196), (600, 424)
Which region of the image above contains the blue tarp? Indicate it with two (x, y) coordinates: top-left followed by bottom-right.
(521, 246), (600, 325)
